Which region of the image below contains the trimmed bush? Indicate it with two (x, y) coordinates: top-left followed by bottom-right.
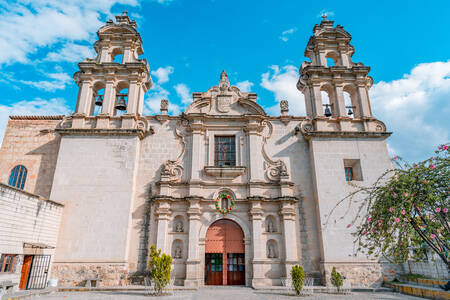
(330, 266), (343, 292)
(148, 245), (172, 295)
(291, 265), (305, 295)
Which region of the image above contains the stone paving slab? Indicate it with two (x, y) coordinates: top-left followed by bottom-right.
(36, 286), (426, 300)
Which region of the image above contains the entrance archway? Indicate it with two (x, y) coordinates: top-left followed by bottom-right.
(205, 219), (245, 285)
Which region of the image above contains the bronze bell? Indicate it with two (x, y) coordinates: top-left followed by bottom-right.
(115, 95), (127, 111)
(95, 95), (103, 106)
(347, 108), (353, 115)
(324, 104), (332, 117)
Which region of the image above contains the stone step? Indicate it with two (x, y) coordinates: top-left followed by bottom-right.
(385, 282), (450, 300)
(402, 278), (448, 288)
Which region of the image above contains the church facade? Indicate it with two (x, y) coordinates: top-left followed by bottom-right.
(0, 14), (396, 288)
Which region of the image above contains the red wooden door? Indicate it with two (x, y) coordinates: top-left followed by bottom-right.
(205, 219), (245, 285)
(205, 253), (223, 285)
(19, 255), (32, 290)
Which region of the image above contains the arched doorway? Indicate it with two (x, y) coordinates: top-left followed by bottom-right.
(205, 219), (245, 285)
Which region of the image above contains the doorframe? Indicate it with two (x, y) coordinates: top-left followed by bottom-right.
(200, 215), (251, 286)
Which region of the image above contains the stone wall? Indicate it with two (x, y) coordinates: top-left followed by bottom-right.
(403, 261), (449, 279)
(322, 261), (404, 288)
(0, 183), (63, 287)
(0, 116), (62, 199)
(51, 263), (129, 287)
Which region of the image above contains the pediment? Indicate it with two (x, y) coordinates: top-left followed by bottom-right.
(184, 71), (266, 116)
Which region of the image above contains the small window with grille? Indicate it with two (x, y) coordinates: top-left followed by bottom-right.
(0, 254), (17, 273)
(8, 165), (27, 190)
(215, 136), (236, 167)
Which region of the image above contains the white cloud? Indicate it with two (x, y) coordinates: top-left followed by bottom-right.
(45, 43), (95, 62)
(0, 97), (72, 145)
(260, 65), (305, 115)
(151, 66), (174, 84)
(370, 61), (450, 161)
(19, 72), (72, 92)
(174, 83), (192, 104)
(0, 0), (141, 65)
(317, 10), (335, 18)
(236, 80), (253, 92)
(279, 27), (297, 42)
(143, 84), (181, 115)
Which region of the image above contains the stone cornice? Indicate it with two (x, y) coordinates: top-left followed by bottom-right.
(301, 130), (392, 139)
(9, 115), (65, 120)
(55, 128), (152, 140)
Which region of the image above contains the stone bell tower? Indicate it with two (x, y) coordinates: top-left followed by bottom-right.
(296, 17), (392, 285)
(71, 11), (152, 131)
(296, 15), (386, 134)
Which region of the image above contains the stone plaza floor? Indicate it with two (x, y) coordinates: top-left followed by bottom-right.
(38, 287), (424, 300)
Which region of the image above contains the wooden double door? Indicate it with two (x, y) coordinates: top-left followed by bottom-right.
(204, 219), (245, 285)
(205, 253), (245, 285)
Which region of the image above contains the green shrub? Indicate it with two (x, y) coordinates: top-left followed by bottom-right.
(148, 245), (172, 295)
(330, 267), (343, 292)
(291, 265), (305, 295)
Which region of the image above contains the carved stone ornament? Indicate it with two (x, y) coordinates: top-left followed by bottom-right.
(260, 120), (290, 182)
(160, 99), (169, 111)
(175, 222), (184, 232)
(280, 100), (289, 113)
(174, 246), (182, 259)
(298, 118), (314, 134)
(160, 119), (188, 182)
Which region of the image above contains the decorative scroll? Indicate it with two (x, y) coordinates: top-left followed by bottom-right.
(260, 120), (289, 182)
(161, 119), (188, 182)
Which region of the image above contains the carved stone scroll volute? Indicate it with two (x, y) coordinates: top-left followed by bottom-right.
(260, 120), (290, 182)
(160, 119), (188, 182)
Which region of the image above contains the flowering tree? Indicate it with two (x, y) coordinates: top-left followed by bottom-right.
(329, 145), (449, 269)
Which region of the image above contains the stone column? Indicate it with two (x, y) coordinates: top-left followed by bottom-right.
(334, 84), (347, 117)
(185, 198), (202, 287)
(190, 120), (204, 182)
(101, 78), (116, 115)
(312, 84), (323, 117)
(99, 45), (110, 63)
(123, 45), (132, 63)
(249, 199), (265, 287)
(246, 119), (264, 184)
(280, 200), (298, 279)
(75, 80), (93, 115)
(357, 84), (372, 118)
(155, 200), (171, 254)
(126, 78), (139, 115)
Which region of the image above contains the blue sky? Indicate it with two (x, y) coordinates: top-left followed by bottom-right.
(0, 0), (449, 162)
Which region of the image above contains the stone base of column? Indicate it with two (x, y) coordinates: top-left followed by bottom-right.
(184, 259), (201, 287)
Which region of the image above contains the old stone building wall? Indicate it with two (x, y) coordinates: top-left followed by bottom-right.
(0, 183), (63, 288)
(0, 116), (62, 199)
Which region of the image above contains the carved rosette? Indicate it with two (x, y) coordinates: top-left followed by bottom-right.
(260, 120), (289, 182)
(298, 118), (314, 134)
(161, 119), (188, 182)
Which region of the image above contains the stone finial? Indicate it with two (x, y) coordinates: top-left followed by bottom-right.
(160, 99), (169, 115)
(280, 100), (289, 116)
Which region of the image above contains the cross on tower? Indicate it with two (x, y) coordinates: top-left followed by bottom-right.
(122, 10), (128, 16)
(321, 14), (328, 21)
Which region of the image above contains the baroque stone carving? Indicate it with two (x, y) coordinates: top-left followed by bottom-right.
(261, 120), (289, 182)
(161, 119), (188, 182)
(280, 100), (289, 115)
(267, 243), (276, 258)
(174, 246), (182, 259)
(175, 222), (183, 232)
